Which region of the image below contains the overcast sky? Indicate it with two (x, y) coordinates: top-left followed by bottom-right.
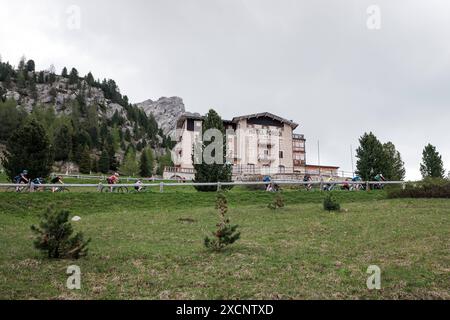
(1, 0), (449, 179)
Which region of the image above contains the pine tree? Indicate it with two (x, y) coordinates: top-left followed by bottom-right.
(420, 144), (445, 179)
(193, 109), (232, 191)
(78, 146), (91, 174)
(139, 148), (154, 177)
(204, 191), (240, 251)
(31, 206), (90, 259)
(98, 150), (110, 174)
(68, 68), (79, 84)
(54, 124), (72, 161)
(0, 99), (27, 143)
(323, 192), (341, 212)
(85, 72), (95, 86)
(355, 132), (388, 181)
(61, 67), (68, 77)
(1, 119), (53, 181)
(26, 59), (35, 72)
(18, 56), (26, 71)
(383, 142), (406, 181)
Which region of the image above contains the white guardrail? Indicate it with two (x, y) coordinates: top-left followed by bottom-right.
(0, 180), (406, 192)
(49, 173), (180, 182)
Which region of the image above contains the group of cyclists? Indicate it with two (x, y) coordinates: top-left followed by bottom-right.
(10, 170), (146, 193)
(10, 169), (386, 193)
(106, 172), (145, 192)
(263, 173), (387, 192)
(12, 170), (64, 192)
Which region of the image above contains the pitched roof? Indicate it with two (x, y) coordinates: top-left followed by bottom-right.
(177, 112), (299, 129)
(232, 112), (299, 129)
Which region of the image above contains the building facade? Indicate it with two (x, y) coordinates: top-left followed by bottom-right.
(164, 112), (339, 180)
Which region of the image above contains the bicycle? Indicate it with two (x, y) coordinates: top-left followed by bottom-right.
(6, 183), (30, 193)
(130, 186), (148, 193)
(101, 185), (128, 193)
(44, 186), (70, 193)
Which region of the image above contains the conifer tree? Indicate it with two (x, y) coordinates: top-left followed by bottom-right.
(98, 149), (110, 174)
(355, 132), (388, 181)
(420, 144), (445, 178)
(78, 145), (92, 174)
(204, 191), (240, 251)
(1, 119), (53, 180)
(193, 109), (232, 191)
(69, 68), (79, 84)
(383, 142), (406, 181)
(26, 59), (35, 72)
(31, 206), (90, 259)
(54, 124), (72, 161)
(139, 148), (154, 177)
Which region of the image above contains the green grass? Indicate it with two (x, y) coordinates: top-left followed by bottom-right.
(0, 190), (448, 300)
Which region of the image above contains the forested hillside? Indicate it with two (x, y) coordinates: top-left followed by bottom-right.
(0, 56), (174, 177)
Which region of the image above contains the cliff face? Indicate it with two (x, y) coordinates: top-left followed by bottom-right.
(2, 73), (188, 137)
(3, 72), (127, 120)
(137, 96), (185, 136)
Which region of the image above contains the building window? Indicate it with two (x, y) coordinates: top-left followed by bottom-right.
(279, 151), (284, 159)
(187, 119), (195, 131)
(279, 165), (286, 173)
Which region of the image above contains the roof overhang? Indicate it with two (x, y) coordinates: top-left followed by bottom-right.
(232, 112), (299, 129)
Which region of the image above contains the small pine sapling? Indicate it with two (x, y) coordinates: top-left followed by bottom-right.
(31, 206), (90, 259)
(268, 192), (285, 210)
(204, 191), (240, 251)
(323, 192), (341, 212)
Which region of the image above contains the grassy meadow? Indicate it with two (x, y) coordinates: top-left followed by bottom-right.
(0, 189), (448, 300)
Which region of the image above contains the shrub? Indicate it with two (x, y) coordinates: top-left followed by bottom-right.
(31, 207), (90, 259)
(204, 191), (240, 251)
(323, 192), (341, 211)
(268, 193), (285, 210)
(387, 178), (450, 199)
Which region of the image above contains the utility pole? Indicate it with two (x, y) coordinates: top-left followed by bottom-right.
(350, 144), (355, 178)
(318, 140), (321, 179)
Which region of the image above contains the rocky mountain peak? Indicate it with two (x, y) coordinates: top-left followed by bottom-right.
(137, 96), (186, 135)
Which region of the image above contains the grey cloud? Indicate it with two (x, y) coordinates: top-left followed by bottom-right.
(1, 0), (449, 179)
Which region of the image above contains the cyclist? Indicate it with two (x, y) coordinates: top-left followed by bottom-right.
(341, 178), (351, 191)
(50, 175), (64, 192)
(373, 173), (386, 189)
(107, 172), (120, 192)
(323, 176), (335, 191)
(263, 175), (271, 191)
(303, 174), (312, 191)
(14, 170), (29, 192)
(14, 170), (29, 184)
(32, 177), (45, 192)
(351, 175), (363, 190)
(134, 179), (143, 192)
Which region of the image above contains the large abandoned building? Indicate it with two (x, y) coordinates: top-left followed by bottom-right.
(164, 112), (339, 180)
